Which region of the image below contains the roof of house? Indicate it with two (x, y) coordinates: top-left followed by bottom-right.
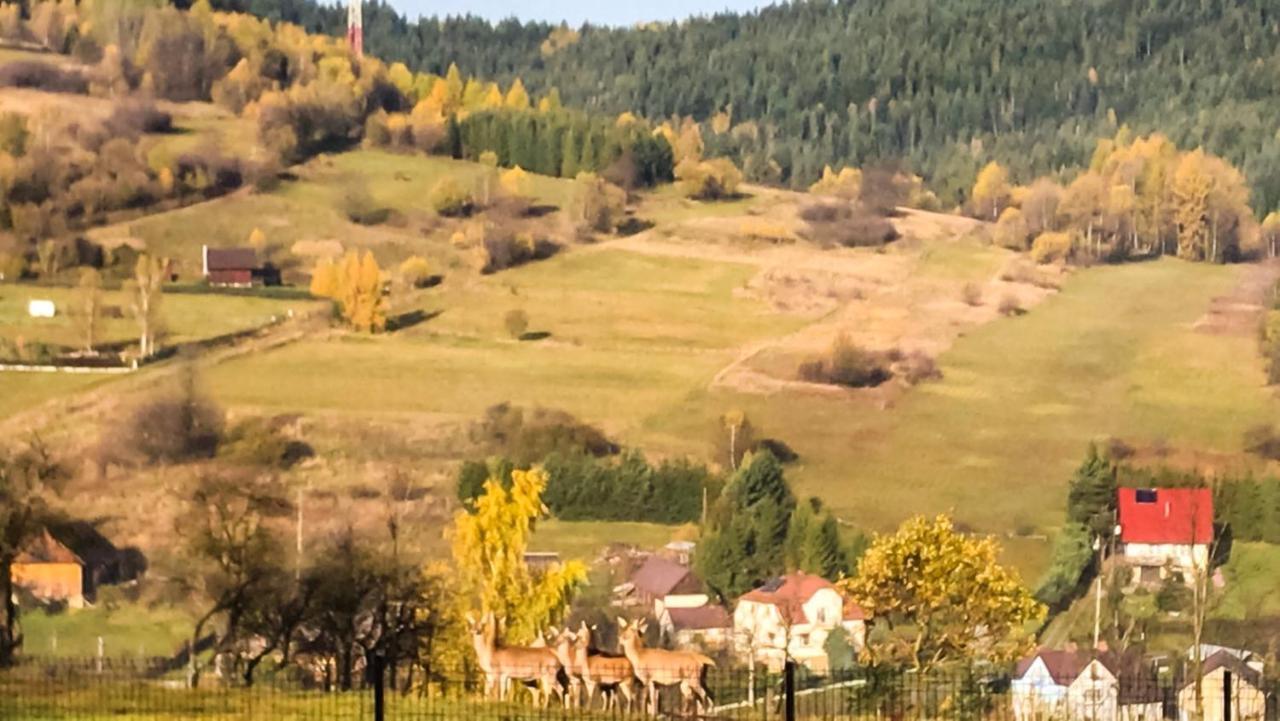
(1016, 649), (1092, 685)
(629, 555), (695, 598)
(739, 572), (866, 623)
(15, 529), (83, 565)
(1184, 650), (1263, 689)
(1117, 487), (1214, 545)
(666, 605), (732, 631)
(204, 247), (258, 271)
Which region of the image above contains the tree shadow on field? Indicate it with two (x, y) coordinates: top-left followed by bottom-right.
(517, 331), (551, 341)
(386, 308), (442, 332)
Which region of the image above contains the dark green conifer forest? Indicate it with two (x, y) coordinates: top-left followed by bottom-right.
(211, 0), (1280, 210)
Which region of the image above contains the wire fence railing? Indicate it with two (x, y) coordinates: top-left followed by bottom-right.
(1, 657), (1277, 721)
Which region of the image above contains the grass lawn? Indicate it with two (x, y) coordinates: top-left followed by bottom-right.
(20, 602), (196, 659)
(0, 286), (318, 349)
(724, 259), (1278, 537)
(1213, 541), (1280, 620)
(531, 519), (689, 562)
(203, 247), (804, 456)
(0, 372), (113, 419)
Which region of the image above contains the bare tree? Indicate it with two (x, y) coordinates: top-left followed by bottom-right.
(128, 254), (166, 358)
(73, 267), (103, 352)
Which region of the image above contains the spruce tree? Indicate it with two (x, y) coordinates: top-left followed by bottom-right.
(1066, 443), (1117, 536)
(804, 514), (844, 579)
(560, 127), (579, 178)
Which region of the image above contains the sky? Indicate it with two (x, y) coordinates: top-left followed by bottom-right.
(386, 0), (775, 27)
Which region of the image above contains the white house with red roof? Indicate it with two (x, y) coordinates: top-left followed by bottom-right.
(1117, 487), (1213, 584)
(732, 571), (866, 672)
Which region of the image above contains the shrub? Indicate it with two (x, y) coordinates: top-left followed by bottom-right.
(799, 334), (892, 388)
(1244, 425), (1280, 460)
(398, 256), (432, 288)
(899, 351), (941, 385)
(112, 371), (225, 464)
(105, 101), (173, 137)
(961, 282), (983, 306)
(504, 309), (529, 339)
(993, 207), (1030, 250)
(469, 403), (618, 466)
(799, 201), (898, 248)
(0, 61), (87, 93)
(429, 177), (473, 217)
(342, 183), (390, 225)
(1031, 231), (1073, 264)
(675, 157), (743, 200)
(998, 293), (1023, 316)
(218, 416), (313, 469)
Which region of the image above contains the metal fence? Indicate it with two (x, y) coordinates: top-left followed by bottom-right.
(1, 657), (1277, 721)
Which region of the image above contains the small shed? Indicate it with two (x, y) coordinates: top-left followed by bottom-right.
(202, 246), (259, 287)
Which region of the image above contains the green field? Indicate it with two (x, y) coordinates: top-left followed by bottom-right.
(90, 150), (578, 280)
(532, 519), (689, 562)
(20, 602), (196, 659)
(202, 247), (804, 456)
(735, 259), (1276, 537)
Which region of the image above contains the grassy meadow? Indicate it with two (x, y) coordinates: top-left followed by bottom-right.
(732, 259), (1276, 537)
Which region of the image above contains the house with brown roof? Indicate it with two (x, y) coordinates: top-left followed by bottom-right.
(1177, 651), (1267, 721)
(202, 246), (276, 287)
(11, 529), (85, 609)
(621, 555), (708, 615)
(732, 571), (867, 672)
(659, 604), (733, 650)
(1013, 649), (1162, 721)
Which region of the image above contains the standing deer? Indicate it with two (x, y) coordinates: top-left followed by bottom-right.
(466, 612), (563, 707)
(575, 622), (638, 712)
(617, 617), (714, 715)
(546, 627), (584, 707)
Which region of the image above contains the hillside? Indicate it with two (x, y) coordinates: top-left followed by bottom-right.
(238, 0), (1280, 209)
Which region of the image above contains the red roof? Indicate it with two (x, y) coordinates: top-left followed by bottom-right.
(1117, 487), (1213, 545)
(740, 572), (867, 623)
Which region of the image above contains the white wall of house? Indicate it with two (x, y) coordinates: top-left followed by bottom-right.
(1177, 669), (1266, 721)
(1123, 542), (1209, 574)
(1011, 657), (1069, 721)
(1065, 660), (1119, 721)
(733, 588), (864, 672)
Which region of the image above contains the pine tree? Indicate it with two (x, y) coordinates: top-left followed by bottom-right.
(1066, 443), (1117, 537)
(560, 126), (579, 178)
(696, 450), (796, 600)
(804, 514), (845, 580)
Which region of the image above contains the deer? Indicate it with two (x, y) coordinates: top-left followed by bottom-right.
(617, 617), (714, 716)
(466, 612), (564, 707)
(575, 622), (638, 712)
(546, 627), (584, 708)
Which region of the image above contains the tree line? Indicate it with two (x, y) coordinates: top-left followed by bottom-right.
(224, 0), (1280, 213)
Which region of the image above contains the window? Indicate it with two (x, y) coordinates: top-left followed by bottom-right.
(1135, 488), (1158, 504)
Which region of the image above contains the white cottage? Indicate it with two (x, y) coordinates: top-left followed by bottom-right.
(1177, 651), (1267, 721)
(733, 572), (866, 672)
(1013, 650), (1162, 721)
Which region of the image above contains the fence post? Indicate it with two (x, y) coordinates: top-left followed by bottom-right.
(372, 652), (386, 721)
(1223, 670), (1233, 721)
(784, 659), (796, 721)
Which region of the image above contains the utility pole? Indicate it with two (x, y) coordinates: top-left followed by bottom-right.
(295, 485), (304, 581)
(1092, 534), (1103, 650)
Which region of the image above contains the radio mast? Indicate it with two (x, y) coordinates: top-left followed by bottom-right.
(346, 0), (363, 58)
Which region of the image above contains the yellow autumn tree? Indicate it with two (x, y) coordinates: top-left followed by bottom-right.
(309, 257), (340, 298)
(336, 250), (386, 332)
(841, 515), (1042, 671)
(247, 227), (266, 252)
(992, 207), (1029, 250)
(450, 468), (587, 644)
(499, 165), (530, 198)
(504, 78), (531, 110)
(809, 165), (862, 199)
(1173, 150), (1213, 261)
(972, 161), (1011, 220)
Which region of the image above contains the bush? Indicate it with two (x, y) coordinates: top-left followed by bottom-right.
(429, 177), (473, 217)
(112, 371), (225, 464)
(218, 416), (313, 469)
(105, 101), (173, 137)
(1031, 231), (1073, 264)
(398, 256), (432, 288)
(998, 293), (1023, 316)
(342, 183), (390, 225)
(799, 334), (892, 388)
(898, 351), (941, 385)
(961, 282), (982, 306)
(1244, 425), (1280, 460)
(504, 309), (529, 339)
(0, 61), (87, 93)
(800, 201), (898, 248)
(469, 403), (618, 466)
(675, 157), (743, 200)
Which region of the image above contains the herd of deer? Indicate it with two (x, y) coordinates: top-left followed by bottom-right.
(466, 613), (716, 715)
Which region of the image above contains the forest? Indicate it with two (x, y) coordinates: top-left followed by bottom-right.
(222, 0), (1280, 211)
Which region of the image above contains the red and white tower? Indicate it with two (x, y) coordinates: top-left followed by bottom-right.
(346, 0), (363, 58)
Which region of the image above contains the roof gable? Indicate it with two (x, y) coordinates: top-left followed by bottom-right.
(15, 529), (82, 565)
(630, 556), (694, 597)
(204, 247), (258, 271)
(1118, 487), (1213, 545)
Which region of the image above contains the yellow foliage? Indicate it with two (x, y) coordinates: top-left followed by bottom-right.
(809, 165), (862, 198)
(309, 256), (340, 298)
(499, 165), (530, 198)
(972, 161), (1011, 220)
(450, 468), (587, 643)
(1031, 231), (1073, 264)
(993, 207), (1029, 251)
(504, 78), (531, 110)
(616, 112), (639, 128)
(840, 514), (1042, 671)
(676, 157), (743, 201)
(398, 255), (431, 287)
(247, 227), (266, 251)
